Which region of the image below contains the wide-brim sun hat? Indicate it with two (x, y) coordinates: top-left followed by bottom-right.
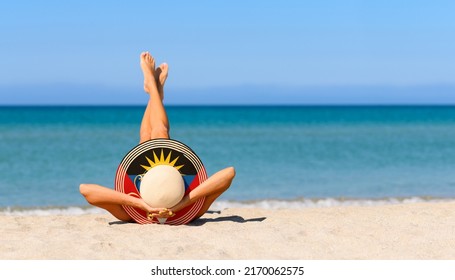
(115, 139), (207, 225)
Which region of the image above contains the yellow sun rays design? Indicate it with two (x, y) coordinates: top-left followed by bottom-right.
(140, 149), (184, 171)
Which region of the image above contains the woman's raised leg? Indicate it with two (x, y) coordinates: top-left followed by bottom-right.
(139, 52), (170, 143)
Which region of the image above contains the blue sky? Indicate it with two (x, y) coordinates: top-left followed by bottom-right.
(1, 0), (455, 105)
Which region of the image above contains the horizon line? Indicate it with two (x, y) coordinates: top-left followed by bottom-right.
(3, 103), (455, 107)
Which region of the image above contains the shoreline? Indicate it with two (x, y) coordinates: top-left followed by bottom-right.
(2, 201), (454, 259)
(2, 196), (455, 216)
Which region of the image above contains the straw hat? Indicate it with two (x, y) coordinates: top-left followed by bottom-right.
(139, 165), (185, 208)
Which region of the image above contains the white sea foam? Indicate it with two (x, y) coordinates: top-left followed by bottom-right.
(1, 197), (454, 216)
(0, 206), (105, 216)
(209, 197), (455, 211)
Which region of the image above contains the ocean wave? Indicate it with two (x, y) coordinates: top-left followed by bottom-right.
(1, 196), (454, 216)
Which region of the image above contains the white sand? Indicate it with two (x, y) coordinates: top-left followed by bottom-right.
(1, 202), (454, 259)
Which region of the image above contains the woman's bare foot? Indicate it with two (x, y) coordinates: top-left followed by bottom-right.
(154, 63), (168, 100)
(140, 52), (158, 94)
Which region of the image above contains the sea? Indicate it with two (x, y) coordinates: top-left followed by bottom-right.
(1, 105), (455, 215)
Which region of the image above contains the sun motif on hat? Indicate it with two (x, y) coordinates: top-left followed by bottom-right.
(140, 149), (184, 172)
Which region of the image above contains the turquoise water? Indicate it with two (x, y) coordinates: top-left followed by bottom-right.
(1, 106), (455, 212)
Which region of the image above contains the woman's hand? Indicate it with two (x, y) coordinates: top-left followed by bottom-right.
(147, 208), (175, 220)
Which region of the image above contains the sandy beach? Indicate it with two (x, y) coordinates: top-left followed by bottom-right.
(1, 202), (454, 260)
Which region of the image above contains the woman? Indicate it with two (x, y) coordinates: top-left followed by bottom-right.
(79, 52), (235, 222)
